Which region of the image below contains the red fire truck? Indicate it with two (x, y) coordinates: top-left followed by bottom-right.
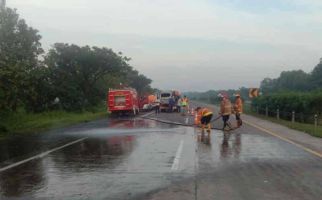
(107, 88), (139, 116)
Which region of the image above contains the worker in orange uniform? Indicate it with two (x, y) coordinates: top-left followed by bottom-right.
(233, 94), (243, 127)
(219, 93), (233, 130)
(195, 107), (213, 134)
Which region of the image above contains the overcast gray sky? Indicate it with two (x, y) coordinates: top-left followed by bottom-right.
(8, 0), (322, 91)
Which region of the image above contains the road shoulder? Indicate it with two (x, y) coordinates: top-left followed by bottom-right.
(242, 113), (322, 156)
(196, 100), (322, 156)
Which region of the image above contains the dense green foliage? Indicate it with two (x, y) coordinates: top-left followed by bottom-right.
(252, 92), (322, 121)
(0, 7), (153, 114)
(0, 7), (44, 111)
(310, 62), (322, 89)
(260, 63), (322, 94)
(0, 7), (153, 133)
(44, 43), (152, 111)
(255, 60), (322, 123)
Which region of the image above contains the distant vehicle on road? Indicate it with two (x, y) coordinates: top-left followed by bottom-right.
(159, 90), (181, 112)
(107, 88), (139, 116)
(159, 91), (172, 112)
(139, 94), (157, 111)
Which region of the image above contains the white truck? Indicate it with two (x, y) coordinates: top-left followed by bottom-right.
(159, 90), (181, 112)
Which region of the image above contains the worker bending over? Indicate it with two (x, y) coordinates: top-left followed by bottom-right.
(233, 94), (243, 127)
(195, 107), (213, 135)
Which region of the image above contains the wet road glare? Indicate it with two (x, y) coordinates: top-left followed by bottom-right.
(0, 118), (196, 199)
(0, 115), (322, 200)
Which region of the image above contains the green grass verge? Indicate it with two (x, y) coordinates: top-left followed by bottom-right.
(244, 104), (322, 138)
(0, 106), (108, 138)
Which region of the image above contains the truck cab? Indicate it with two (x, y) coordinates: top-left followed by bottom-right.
(158, 91), (171, 112)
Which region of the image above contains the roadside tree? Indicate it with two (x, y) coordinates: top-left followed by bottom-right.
(0, 7), (44, 111)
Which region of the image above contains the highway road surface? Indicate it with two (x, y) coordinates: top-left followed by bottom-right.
(0, 104), (322, 200)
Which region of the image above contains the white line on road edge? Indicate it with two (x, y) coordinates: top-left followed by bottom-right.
(0, 137), (87, 173)
(171, 140), (184, 171)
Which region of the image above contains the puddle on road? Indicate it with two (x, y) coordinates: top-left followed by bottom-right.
(1, 116), (317, 200)
(195, 125), (317, 175)
(0, 118), (177, 163)
(0, 118), (194, 200)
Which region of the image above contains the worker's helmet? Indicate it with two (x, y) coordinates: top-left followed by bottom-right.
(218, 92), (228, 99)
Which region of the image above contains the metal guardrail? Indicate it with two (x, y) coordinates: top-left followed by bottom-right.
(244, 102), (321, 134)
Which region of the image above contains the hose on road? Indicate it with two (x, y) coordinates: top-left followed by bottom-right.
(140, 115), (238, 131)
(210, 115), (222, 123)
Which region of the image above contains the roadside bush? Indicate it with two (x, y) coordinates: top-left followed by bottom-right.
(252, 91), (322, 123)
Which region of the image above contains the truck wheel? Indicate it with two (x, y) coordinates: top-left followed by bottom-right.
(110, 112), (119, 118)
(110, 112), (115, 118)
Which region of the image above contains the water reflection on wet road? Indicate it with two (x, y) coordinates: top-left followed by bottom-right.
(0, 116), (322, 200)
(0, 118), (195, 199)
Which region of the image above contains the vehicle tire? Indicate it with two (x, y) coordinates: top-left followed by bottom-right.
(110, 112), (116, 118)
(110, 111), (119, 118)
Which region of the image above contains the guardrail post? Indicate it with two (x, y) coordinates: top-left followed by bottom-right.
(277, 109), (280, 120)
(292, 111), (295, 123)
(265, 106), (268, 117)
(314, 114), (318, 134)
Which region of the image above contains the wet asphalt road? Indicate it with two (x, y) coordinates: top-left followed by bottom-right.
(0, 111), (322, 200)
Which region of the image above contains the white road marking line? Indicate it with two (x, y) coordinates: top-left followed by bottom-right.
(0, 137), (87, 173)
(171, 140), (184, 171)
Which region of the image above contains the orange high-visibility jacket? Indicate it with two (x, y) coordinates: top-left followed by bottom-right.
(220, 99), (232, 115)
(198, 108), (213, 117)
(234, 98), (243, 113)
